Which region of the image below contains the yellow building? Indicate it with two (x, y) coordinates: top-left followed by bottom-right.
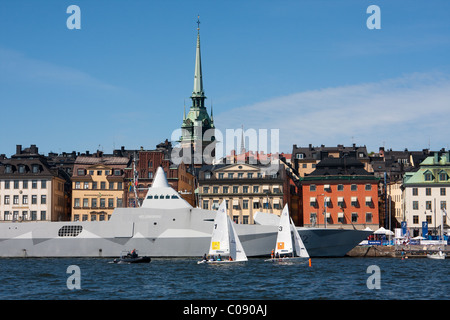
(71, 155), (130, 221)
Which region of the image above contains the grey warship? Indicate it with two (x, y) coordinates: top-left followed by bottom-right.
(0, 167), (371, 258)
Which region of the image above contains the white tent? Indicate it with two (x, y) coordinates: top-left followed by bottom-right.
(374, 227), (394, 236)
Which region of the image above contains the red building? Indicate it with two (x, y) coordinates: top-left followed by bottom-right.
(301, 157), (379, 230)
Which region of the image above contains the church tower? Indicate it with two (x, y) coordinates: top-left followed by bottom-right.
(179, 16), (216, 165)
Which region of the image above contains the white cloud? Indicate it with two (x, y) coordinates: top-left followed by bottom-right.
(215, 72), (450, 153)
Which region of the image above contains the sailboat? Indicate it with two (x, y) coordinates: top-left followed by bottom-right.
(198, 200), (248, 264)
(265, 204), (310, 263)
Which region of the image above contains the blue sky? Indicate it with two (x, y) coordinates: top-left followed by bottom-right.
(0, 0), (449, 157)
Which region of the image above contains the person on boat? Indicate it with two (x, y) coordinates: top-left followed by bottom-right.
(229, 256), (233, 261)
(271, 249), (274, 259)
(202, 253), (208, 261)
(211, 255), (215, 261)
(131, 249), (138, 258)
(217, 254), (222, 261)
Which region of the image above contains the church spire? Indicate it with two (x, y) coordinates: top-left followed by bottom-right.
(191, 15), (205, 107)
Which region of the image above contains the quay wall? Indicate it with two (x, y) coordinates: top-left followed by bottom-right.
(346, 245), (448, 258)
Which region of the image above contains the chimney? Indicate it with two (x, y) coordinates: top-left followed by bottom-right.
(16, 145), (22, 155)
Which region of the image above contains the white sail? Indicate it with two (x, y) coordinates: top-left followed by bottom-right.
(228, 216), (248, 262)
(275, 204), (294, 256)
(291, 218), (309, 258)
(209, 201), (230, 255)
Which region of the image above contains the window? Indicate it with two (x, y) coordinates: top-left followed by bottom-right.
(40, 211), (46, 220)
(105, 170), (110, 176)
(218, 173), (224, 179)
(412, 188), (418, 196)
(243, 200), (249, 209)
(223, 186), (228, 194)
(97, 170), (102, 175)
(412, 201), (419, 210)
(84, 182), (89, 189)
(22, 195), (28, 204)
(108, 198), (114, 208)
(4, 180), (10, 189)
(441, 188), (446, 196)
(426, 215), (432, 224)
(4, 195), (10, 204)
(205, 172), (211, 179)
(109, 182), (115, 190)
(233, 186), (239, 193)
(23, 180), (28, 189)
(365, 184), (372, 191)
(32, 195), (37, 204)
(439, 172), (447, 181)
(310, 213), (317, 225)
(77, 169), (85, 176)
(213, 187), (219, 194)
(14, 180), (19, 189)
(351, 184), (357, 191)
(351, 213), (358, 223)
(337, 184), (344, 191)
(248, 173), (253, 178)
(228, 173), (233, 179)
(243, 186), (249, 193)
(253, 186), (259, 193)
(351, 197), (358, 207)
(426, 188), (431, 196)
(114, 169), (122, 176)
(83, 198), (88, 208)
(203, 187), (209, 193)
(74, 198), (80, 208)
(100, 182), (106, 190)
(32, 165), (39, 173)
(41, 180), (46, 189)
(100, 198), (106, 208)
(424, 173), (433, 181)
(253, 201), (260, 209)
(41, 195), (46, 204)
(238, 173), (243, 179)
(413, 215), (419, 224)
(75, 182), (81, 189)
(13, 195), (19, 205)
(242, 216), (249, 224)
(441, 201), (446, 210)
(366, 212), (373, 223)
(426, 201), (432, 210)
(32, 180), (37, 189)
(92, 198), (97, 208)
(310, 185), (316, 192)
(296, 153), (304, 159)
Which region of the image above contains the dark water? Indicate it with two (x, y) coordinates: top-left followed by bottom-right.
(0, 257), (448, 300)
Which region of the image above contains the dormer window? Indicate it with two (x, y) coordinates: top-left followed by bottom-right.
(424, 171), (433, 181)
(5, 165), (12, 173)
(205, 172), (211, 179)
(32, 164), (40, 173)
(439, 171), (448, 181)
(18, 165), (25, 173)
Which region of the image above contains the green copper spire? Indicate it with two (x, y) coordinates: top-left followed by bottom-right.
(191, 15), (205, 106)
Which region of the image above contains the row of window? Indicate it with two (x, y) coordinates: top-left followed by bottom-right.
(411, 200), (447, 210)
(309, 212), (373, 224)
(204, 172), (277, 179)
(76, 169), (123, 176)
(202, 186), (281, 194)
(73, 214), (112, 221)
(3, 164), (42, 174)
(309, 184), (373, 192)
(411, 187), (446, 196)
(0, 180), (47, 189)
(424, 171), (448, 181)
(73, 197), (123, 209)
(2, 195), (47, 205)
(310, 197), (373, 208)
(202, 199), (282, 210)
(1, 210), (47, 221)
(411, 215), (447, 225)
(74, 181), (123, 190)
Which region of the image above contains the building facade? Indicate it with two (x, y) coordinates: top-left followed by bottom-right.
(301, 157), (379, 230)
(71, 153), (130, 221)
(198, 162), (289, 224)
(403, 153), (450, 237)
(0, 145), (71, 222)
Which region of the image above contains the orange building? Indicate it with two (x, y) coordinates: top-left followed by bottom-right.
(301, 157), (379, 230)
